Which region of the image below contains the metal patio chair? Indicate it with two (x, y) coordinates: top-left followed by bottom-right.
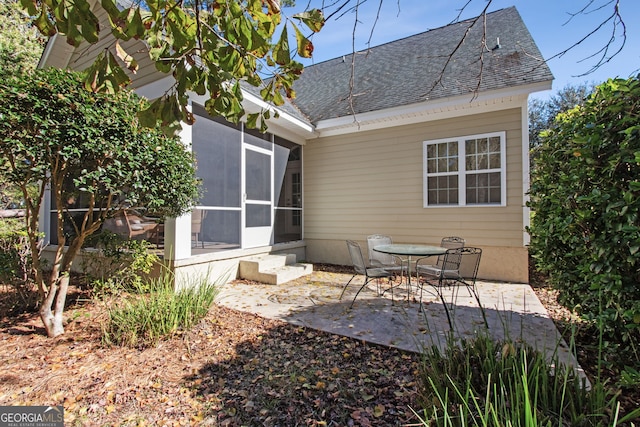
(339, 240), (395, 308)
(192, 208), (206, 248)
(367, 234), (408, 291)
(417, 246), (487, 330)
(415, 236), (465, 276)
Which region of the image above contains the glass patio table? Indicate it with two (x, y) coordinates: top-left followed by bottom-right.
(373, 244), (447, 292)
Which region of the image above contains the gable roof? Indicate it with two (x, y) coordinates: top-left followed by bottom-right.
(291, 7), (553, 124)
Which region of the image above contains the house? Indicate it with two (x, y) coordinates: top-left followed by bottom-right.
(38, 6), (552, 284)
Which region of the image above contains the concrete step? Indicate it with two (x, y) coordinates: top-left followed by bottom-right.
(239, 254), (313, 285)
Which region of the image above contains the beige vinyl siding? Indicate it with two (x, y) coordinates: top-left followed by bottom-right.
(304, 108), (528, 281)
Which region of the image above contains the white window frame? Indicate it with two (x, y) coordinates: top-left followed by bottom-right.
(423, 131), (507, 208)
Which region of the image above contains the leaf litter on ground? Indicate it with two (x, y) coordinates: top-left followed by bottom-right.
(1, 295), (421, 426)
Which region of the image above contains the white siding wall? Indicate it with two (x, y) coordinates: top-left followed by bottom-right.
(303, 108), (529, 282)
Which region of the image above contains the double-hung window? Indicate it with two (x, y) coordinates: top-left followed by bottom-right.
(423, 131), (506, 207)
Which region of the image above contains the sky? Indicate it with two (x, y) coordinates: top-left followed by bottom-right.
(291, 0), (640, 101)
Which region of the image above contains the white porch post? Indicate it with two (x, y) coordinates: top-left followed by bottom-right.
(163, 103), (194, 261)
(163, 214), (192, 260)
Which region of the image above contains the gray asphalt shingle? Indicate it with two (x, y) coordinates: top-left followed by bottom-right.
(290, 6), (553, 124)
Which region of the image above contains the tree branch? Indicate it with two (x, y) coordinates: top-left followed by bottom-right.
(546, 0), (626, 77)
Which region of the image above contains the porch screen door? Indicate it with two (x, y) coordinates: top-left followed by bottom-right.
(242, 130), (273, 248)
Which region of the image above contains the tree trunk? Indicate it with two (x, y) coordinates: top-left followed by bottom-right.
(39, 260), (72, 338)
(39, 301), (65, 337)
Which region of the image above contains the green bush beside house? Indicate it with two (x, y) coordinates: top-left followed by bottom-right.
(528, 75), (640, 369)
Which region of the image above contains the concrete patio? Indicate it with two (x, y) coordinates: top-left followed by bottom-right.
(215, 268), (584, 376)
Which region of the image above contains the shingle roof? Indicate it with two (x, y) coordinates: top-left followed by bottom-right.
(290, 6), (553, 124)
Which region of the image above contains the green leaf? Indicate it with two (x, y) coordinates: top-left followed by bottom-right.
(246, 113), (259, 129)
(272, 25), (290, 65)
(34, 6), (56, 37)
(292, 9), (324, 33)
(106, 6), (147, 41)
(19, 0), (38, 16)
(293, 23), (313, 58)
(259, 114), (268, 133)
(100, 0), (120, 17)
(26, 0), (326, 132)
(166, 8), (196, 52)
(53, 0), (100, 46)
(139, 98), (161, 128)
(83, 51), (131, 93)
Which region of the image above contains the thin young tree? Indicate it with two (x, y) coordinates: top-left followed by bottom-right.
(0, 67), (200, 337)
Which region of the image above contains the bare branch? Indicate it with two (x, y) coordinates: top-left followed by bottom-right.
(426, 0), (492, 96)
(563, 0), (612, 25)
(347, 0), (360, 125)
(365, 0), (385, 47)
(547, 0), (626, 77)
(324, 0), (361, 22)
(450, 0), (474, 24)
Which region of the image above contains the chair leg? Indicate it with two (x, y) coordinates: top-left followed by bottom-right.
(440, 281), (488, 330)
(467, 283), (488, 328)
(339, 274), (357, 300)
(418, 276), (432, 312)
(375, 276), (395, 305)
(449, 279), (488, 329)
(421, 283), (454, 329)
(349, 278), (375, 309)
(418, 278), (436, 313)
(438, 288), (454, 330)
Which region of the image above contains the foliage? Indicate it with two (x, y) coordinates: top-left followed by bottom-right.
(0, 184), (24, 209)
(102, 271), (218, 348)
(0, 67), (200, 337)
(0, 0), (45, 207)
(415, 334), (640, 426)
(0, 220), (38, 313)
(0, 228), (30, 283)
(82, 231), (159, 297)
(0, 0), (44, 76)
(528, 76), (640, 366)
(529, 83), (594, 167)
(22, 0), (325, 134)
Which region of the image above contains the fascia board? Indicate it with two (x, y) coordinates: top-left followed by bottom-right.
(313, 81), (552, 137)
(240, 89), (315, 135)
(38, 33), (75, 70)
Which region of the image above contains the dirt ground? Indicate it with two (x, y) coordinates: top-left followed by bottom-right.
(0, 265), (638, 426)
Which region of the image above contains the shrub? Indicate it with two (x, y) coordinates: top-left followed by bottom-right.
(0, 67), (199, 337)
(0, 219), (38, 313)
(102, 271), (218, 348)
(528, 76), (640, 364)
(82, 231), (159, 296)
(414, 334), (640, 426)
